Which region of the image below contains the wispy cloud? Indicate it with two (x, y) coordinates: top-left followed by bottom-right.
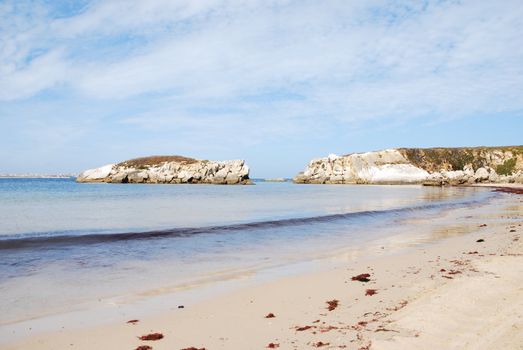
(1, 0), (522, 175)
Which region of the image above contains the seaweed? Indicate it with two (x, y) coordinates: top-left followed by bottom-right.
(135, 346), (152, 350)
(267, 343), (280, 348)
(319, 325), (338, 333)
(138, 333), (164, 341)
(296, 325), (314, 331)
(351, 273), (371, 282)
(476, 239), (485, 242)
(326, 299), (339, 311)
(127, 319), (139, 324)
(365, 289), (377, 296)
(313, 341), (330, 347)
(265, 313), (276, 318)
(493, 187), (523, 195)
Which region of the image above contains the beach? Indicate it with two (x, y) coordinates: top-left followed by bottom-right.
(3, 1), (522, 348)
(2, 186), (521, 350)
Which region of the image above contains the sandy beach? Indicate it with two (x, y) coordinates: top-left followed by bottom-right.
(4, 187), (522, 350)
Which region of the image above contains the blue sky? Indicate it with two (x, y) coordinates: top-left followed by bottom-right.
(1, 0), (522, 177)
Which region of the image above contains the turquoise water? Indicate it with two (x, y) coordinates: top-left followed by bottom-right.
(0, 178), (493, 324)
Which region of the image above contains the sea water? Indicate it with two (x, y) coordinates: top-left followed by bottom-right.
(0, 178), (494, 326)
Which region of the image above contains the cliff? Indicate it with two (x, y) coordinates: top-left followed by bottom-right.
(293, 146), (523, 185)
(77, 155), (251, 184)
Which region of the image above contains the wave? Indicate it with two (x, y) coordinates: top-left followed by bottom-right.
(0, 192), (495, 250)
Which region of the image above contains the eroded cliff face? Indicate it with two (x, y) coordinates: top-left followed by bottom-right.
(294, 147), (523, 185)
(77, 156), (251, 184)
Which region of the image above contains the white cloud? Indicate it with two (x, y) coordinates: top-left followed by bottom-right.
(1, 0), (523, 124)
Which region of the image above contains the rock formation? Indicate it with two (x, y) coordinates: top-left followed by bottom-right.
(294, 146), (523, 185)
(77, 155), (251, 185)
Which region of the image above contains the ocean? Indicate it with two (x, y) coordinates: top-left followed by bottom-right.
(0, 178), (494, 327)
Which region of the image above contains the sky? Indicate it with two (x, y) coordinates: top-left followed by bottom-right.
(1, 0), (522, 178)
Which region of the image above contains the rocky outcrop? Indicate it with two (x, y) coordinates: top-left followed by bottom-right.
(294, 146), (523, 185)
(77, 155), (251, 185)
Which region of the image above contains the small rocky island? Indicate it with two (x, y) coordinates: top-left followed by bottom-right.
(294, 146), (523, 185)
(77, 156), (251, 184)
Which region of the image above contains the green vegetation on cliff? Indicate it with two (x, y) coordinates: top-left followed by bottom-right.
(496, 158), (517, 175)
(398, 146), (523, 173)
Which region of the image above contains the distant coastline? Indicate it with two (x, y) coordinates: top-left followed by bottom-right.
(0, 174), (75, 179)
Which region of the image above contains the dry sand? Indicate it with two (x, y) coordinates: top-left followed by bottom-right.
(4, 188), (523, 350)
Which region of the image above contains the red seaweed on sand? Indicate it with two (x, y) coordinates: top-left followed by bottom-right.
(127, 319), (139, 324)
(365, 289), (378, 296)
(313, 341), (330, 347)
(326, 299), (339, 311)
(181, 347), (206, 350)
(265, 313), (276, 318)
(267, 343), (280, 348)
(138, 333), (164, 341)
(135, 346), (152, 350)
(351, 273), (371, 282)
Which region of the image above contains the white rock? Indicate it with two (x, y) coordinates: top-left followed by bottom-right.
(475, 167), (490, 181)
(77, 164), (114, 182)
(77, 159), (250, 185)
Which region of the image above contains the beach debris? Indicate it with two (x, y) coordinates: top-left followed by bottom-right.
(135, 346), (152, 350)
(375, 326), (399, 333)
(365, 289), (378, 296)
(267, 343), (280, 348)
(448, 270), (462, 275)
(479, 224), (487, 227)
(351, 273), (371, 282)
(138, 333), (164, 341)
(319, 325), (338, 333)
(127, 319), (139, 324)
(312, 319), (321, 323)
(312, 341), (330, 347)
(326, 299), (339, 311)
(439, 268), (446, 272)
(265, 313), (276, 318)
(493, 187), (523, 195)
(351, 320), (371, 331)
(180, 347), (206, 350)
(510, 229), (516, 232)
(450, 259), (469, 266)
(442, 276), (453, 279)
(476, 239), (485, 242)
(178, 305), (185, 309)
(387, 300), (408, 311)
(295, 325), (314, 331)
(466, 251), (478, 254)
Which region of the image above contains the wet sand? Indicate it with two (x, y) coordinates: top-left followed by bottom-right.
(3, 188), (523, 350)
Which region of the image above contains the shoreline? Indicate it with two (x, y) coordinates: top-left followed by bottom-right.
(3, 188), (522, 349)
